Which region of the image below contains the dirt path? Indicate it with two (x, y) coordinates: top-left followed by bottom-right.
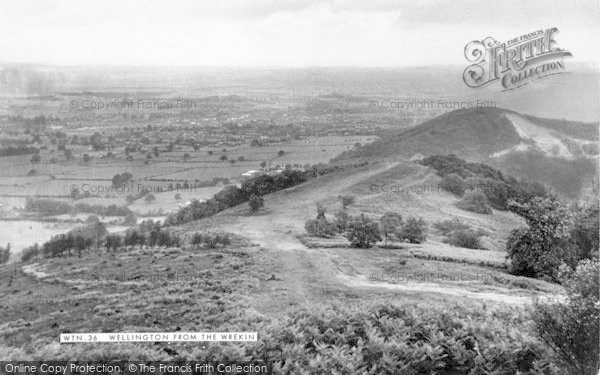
(209, 163), (547, 310)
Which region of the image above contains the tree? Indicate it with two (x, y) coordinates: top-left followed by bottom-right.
(0, 243), (11, 264)
(532, 259), (599, 374)
(260, 161), (267, 169)
(277, 150), (285, 157)
(219, 154), (228, 161)
(345, 214), (382, 248)
(507, 196), (574, 279)
(175, 193), (182, 201)
(83, 153), (91, 162)
(305, 203), (337, 238)
(334, 209), (350, 233)
(398, 216), (427, 244)
(338, 195), (356, 209)
(249, 194), (264, 213)
(105, 234), (122, 252)
(379, 212), (403, 246)
(183, 153), (190, 160)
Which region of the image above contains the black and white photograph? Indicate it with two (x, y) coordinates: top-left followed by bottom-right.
(0, 1), (598, 374)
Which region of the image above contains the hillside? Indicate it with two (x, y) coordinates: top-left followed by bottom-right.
(336, 107), (599, 199)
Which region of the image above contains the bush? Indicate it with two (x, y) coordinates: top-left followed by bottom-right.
(248, 194), (264, 212)
(507, 197), (575, 279)
(338, 194), (356, 209)
(305, 217), (337, 238)
(334, 209), (350, 233)
(434, 219), (486, 249)
(398, 216), (427, 243)
(532, 259), (599, 374)
(345, 214), (382, 248)
(444, 229), (485, 250)
(455, 191), (493, 214)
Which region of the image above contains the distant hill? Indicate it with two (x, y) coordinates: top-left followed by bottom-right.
(336, 107), (599, 199)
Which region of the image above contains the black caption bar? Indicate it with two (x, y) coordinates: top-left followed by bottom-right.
(0, 362), (272, 375)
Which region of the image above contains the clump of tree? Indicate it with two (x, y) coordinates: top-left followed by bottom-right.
(421, 154), (548, 209)
(532, 259), (599, 374)
(248, 194), (264, 213)
(345, 214), (381, 248)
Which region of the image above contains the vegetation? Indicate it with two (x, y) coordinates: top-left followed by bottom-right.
(248, 194), (264, 213)
(398, 216), (427, 244)
(379, 212), (403, 246)
(421, 154), (548, 209)
(0, 243), (11, 264)
(345, 214), (381, 248)
(532, 259), (599, 375)
(305, 204), (337, 238)
(338, 194), (356, 209)
(506, 197), (576, 280)
(24, 198), (133, 217)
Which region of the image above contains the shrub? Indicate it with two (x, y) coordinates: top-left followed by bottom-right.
(398, 216), (427, 243)
(20, 244), (39, 262)
(439, 173), (466, 196)
(345, 214), (382, 248)
(257, 303), (556, 374)
(532, 259), (599, 374)
(444, 229), (485, 250)
(305, 217), (337, 238)
(334, 209), (350, 233)
(507, 197), (575, 279)
(248, 194), (264, 212)
(455, 191), (492, 214)
(433, 218), (470, 236)
(191, 233), (203, 249)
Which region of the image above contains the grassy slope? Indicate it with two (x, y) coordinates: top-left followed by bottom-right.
(0, 160), (563, 358)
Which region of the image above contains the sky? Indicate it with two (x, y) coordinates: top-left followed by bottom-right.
(0, 0), (598, 67)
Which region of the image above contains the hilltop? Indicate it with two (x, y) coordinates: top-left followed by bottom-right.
(336, 107), (599, 199)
